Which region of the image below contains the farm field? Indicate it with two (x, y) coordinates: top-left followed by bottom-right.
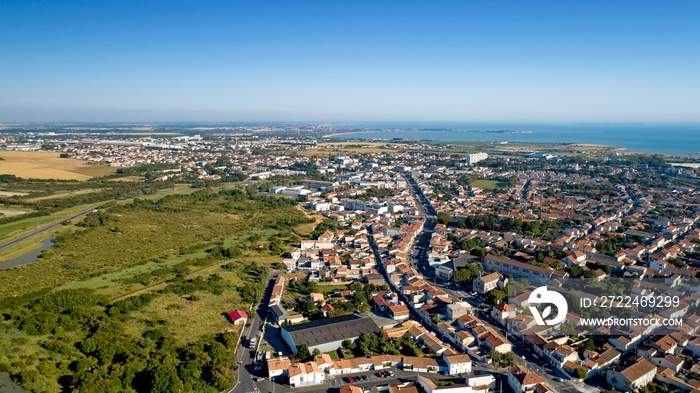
(25, 188), (102, 202)
(0, 151), (115, 180)
(0, 207), (30, 217)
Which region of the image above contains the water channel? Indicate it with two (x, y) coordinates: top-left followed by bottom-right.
(0, 237), (55, 269)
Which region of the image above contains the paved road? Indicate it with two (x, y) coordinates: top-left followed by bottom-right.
(403, 174), (594, 393)
(230, 270), (281, 393)
(0, 206), (98, 251)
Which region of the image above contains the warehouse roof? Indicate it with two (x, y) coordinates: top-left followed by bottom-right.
(283, 313), (381, 347)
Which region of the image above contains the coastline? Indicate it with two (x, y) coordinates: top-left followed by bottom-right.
(320, 128), (698, 156)
(321, 131), (629, 153)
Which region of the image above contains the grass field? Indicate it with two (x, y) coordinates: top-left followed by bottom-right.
(0, 207), (30, 217)
(0, 226), (72, 266)
(0, 192), (312, 392)
(0, 202), (102, 245)
(0, 151), (115, 180)
(109, 175), (145, 182)
(25, 188), (101, 202)
(293, 207), (324, 237)
(471, 179), (508, 190)
(0, 192), (308, 299)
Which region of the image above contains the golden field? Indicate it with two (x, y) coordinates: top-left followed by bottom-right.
(0, 151), (115, 180)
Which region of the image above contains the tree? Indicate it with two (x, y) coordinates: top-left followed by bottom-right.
(573, 368), (588, 379)
(452, 263), (483, 283)
(486, 287), (508, 305)
(550, 260), (564, 270)
(149, 361), (184, 393)
(437, 211), (452, 225)
(490, 351), (515, 367)
(296, 344), (310, 361)
(312, 348), (321, 356)
(502, 352), (515, 366)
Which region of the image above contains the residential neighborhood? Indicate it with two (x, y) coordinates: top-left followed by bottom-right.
(3, 131), (700, 393)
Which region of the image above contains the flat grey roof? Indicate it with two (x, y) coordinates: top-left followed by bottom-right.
(283, 313), (381, 347)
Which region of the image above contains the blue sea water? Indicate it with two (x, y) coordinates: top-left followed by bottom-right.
(325, 122), (700, 155)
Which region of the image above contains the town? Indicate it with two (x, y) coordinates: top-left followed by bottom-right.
(1, 129), (700, 393)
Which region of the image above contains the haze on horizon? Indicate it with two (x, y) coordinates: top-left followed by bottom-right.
(1, 1), (698, 124)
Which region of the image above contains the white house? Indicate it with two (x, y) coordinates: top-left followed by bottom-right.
(267, 357), (291, 378)
(605, 358), (656, 392)
(288, 361), (325, 387)
(443, 353), (472, 375)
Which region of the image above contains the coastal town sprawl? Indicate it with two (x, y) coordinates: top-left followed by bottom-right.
(1, 129), (699, 393)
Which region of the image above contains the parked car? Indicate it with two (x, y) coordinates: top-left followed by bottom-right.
(349, 376), (354, 383)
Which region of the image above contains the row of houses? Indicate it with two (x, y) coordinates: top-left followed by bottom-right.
(267, 352), (473, 388)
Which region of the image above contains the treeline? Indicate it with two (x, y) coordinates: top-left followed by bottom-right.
(0, 178), (178, 227)
(235, 263), (269, 303)
(3, 287), (239, 392)
(343, 331), (426, 358)
(355, 186), (395, 201)
(438, 212), (567, 238)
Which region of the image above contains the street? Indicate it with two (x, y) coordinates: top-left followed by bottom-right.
(229, 270), (281, 393)
(402, 174), (595, 393)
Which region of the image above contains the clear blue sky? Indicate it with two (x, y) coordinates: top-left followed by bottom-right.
(1, 1), (698, 122)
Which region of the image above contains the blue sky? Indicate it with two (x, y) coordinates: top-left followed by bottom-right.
(0, 1), (698, 122)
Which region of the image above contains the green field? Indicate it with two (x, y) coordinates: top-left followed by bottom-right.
(471, 179), (509, 190)
(316, 283), (352, 295)
(0, 189), (313, 393)
(0, 202), (103, 245)
(286, 282), (351, 301)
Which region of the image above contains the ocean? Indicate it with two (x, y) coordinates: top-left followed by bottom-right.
(324, 122), (700, 155)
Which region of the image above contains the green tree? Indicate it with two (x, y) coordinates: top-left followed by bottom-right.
(573, 368), (588, 379)
(486, 287), (508, 305)
(149, 361), (184, 393)
(296, 344), (310, 361)
(452, 263), (483, 283)
(502, 352), (516, 366)
(437, 211), (452, 225)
